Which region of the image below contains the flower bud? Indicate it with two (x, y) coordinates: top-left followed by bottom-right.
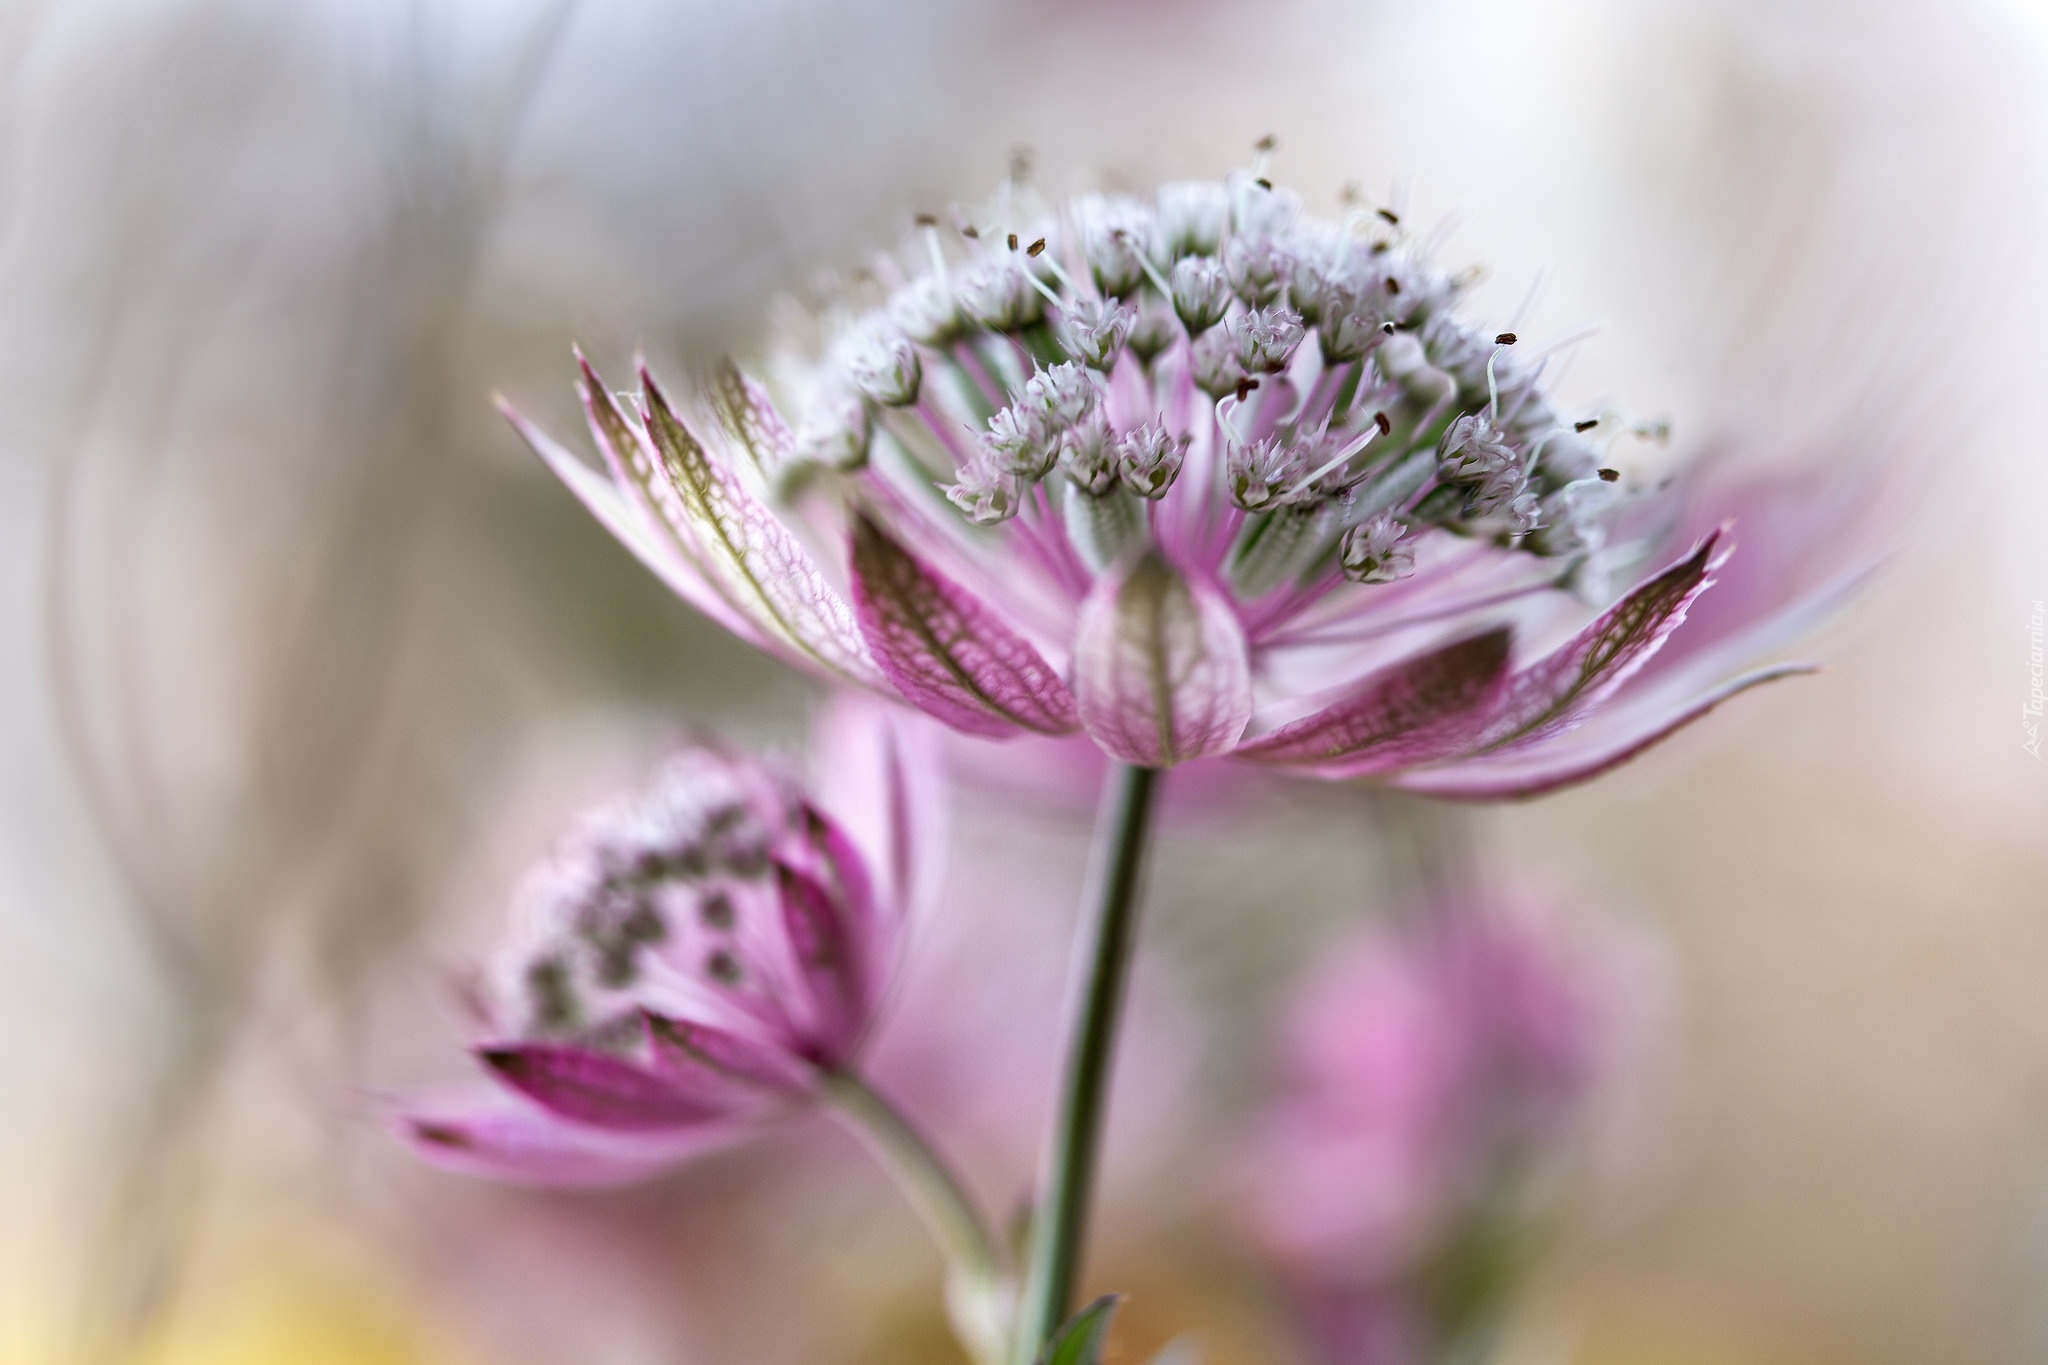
(1438, 413), (1520, 482)
(957, 255), (1046, 332)
(1228, 436), (1303, 512)
(1227, 305), (1305, 373)
(847, 330), (923, 407)
(1528, 478), (1617, 558)
(1224, 233), (1293, 306)
(1314, 273), (1388, 364)
(1157, 181), (1228, 258)
(944, 459), (1022, 525)
(1018, 361), (1100, 435)
(1126, 300), (1182, 363)
(890, 275), (961, 347)
(1115, 420), (1185, 499)
(1059, 409), (1119, 496)
(1339, 512), (1416, 584)
(1059, 295), (1136, 370)
(1190, 326), (1246, 399)
(1075, 195), (1157, 296)
(792, 389), (871, 471)
(1171, 255), (1233, 334)
(983, 405), (1056, 480)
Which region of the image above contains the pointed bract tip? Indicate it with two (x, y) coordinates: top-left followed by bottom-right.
(476, 1044), (525, 1076)
(406, 1118), (474, 1150)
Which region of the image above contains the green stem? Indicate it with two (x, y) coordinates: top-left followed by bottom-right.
(821, 1069), (1000, 1283)
(1015, 762), (1163, 1360)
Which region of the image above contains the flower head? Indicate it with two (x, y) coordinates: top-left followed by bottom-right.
(402, 706), (934, 1185)
(1238, 890), (1645, 1364)
(502, 162), (1827, 794)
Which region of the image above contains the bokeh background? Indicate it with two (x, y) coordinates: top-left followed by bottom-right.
(4, 0), (2047, 1361)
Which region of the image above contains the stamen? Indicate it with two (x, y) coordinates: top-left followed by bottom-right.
(1574, 418), (1599, 432)
(1597, 468), (1620, 482)
(1485, 342), (1513, 422)
(1007, 233), (1020, 251)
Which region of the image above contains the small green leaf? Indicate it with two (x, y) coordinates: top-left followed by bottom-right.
(1034, 1294), (1122, 1365)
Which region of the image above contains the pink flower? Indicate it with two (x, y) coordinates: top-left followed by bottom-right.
(1238, 892), (1639, 1362)
(401, 706), (935, 1186)
(503, 171), (1821, 796)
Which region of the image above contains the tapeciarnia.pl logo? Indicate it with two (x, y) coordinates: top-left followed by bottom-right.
(2026, 599), (2044, 759)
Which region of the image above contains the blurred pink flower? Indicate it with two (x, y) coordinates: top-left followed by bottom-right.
(505, 171), (1824, 798)
(1239, 891), (1640, 1363)
(402, 706), (934, 1186)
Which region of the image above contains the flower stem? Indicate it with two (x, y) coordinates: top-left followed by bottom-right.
(821, 1069), (1001, 1281)
(1016, 762), (1163, 1360)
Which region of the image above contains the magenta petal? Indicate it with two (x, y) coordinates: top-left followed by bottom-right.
(478, 1043), (737, 1132)
(635, 367), (886, 689)
(1394, 663), (1815, 800)
(642, 1013), (815, 1095)
(848, 513), (1080, 737)
(400, 1097), (721, 1187)
(707, 360), (797, 477)
(1468, 532), (1727, 754)
(776, 863), (868, 1065)
(810, 696), (945, 917)
(794, 799), (895, 993)
(1072, 552), (1254, 766)
(1239, 628), (1513, 773)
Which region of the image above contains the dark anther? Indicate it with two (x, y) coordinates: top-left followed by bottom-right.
(1494, 332), (1517, 345)
(961, 225), (980, 239)
(1597, 468), (1621, 483)
(1373, 411), (1392, 435)
(1339, 182), (1362, 205)
(914, 212), (938, 228)
(1255, 134), (1278, 153)
(1235, 376), (1263, 402)
(706, 949), (743, 985)
(1376, 207), (1401, 225)
(699, 891), (736, 930)
(1384, 278), (1401, 295)
(1574, 418), (1599, 432)
(1027, 237), (1047, 257)
(1380, 321), (1397, 335)
(1007, 233), (1020, 251)
(1254, 177), (1274, 190)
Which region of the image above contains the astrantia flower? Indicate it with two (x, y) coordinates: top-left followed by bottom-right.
(1238, 891), (1647, 1365)
(402, 707), (933, 1185)
(503, 167), (1820, 793)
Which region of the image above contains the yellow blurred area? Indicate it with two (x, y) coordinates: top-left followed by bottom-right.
(4, 1229), (443, 1365)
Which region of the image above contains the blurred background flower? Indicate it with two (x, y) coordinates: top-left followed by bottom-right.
(3, 1), (2046, 1363)
(1236, 885), (1664, 1365)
